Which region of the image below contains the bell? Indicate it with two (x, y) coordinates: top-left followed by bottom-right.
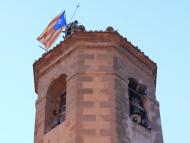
(130, 105), (142, 123)
(136, 84), (147, 95)
(131, 114), (141, 124)
(130, 104), (142, 124)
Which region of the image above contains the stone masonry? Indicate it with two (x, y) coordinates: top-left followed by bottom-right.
(33, 30), (164, 143)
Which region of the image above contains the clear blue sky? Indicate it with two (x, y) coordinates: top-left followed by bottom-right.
(0, 0), (189, 142)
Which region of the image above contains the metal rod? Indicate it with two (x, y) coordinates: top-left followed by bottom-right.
(39, 45), (48, 52)
(69, 3), (80, 24)
(128, 87), (144, 97)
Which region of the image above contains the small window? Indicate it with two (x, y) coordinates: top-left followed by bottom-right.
(128, 78), (151, 130)
(44, 75), (67, 133)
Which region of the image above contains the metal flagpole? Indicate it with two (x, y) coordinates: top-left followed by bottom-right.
(62, 4), (80, 37)
(39, 45), (48, 52)
(68, 3), (80, 24)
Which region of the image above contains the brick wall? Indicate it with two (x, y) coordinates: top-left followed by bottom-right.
(33, 31), (163, 143)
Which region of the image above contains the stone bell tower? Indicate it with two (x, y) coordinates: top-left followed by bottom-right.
(33, 27), (164, 143)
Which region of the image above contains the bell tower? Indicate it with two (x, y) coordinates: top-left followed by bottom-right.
(33, 27), (164, 143)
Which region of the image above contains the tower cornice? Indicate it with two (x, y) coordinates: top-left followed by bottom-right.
(33, 31), (157, 94)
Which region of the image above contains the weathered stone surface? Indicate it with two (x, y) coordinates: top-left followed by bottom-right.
(33, 31), (163, 143)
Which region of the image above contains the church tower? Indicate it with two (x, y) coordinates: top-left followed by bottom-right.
(33, 27), (164, 143)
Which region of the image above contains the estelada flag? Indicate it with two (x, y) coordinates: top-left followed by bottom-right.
(37, 11), (67, 49)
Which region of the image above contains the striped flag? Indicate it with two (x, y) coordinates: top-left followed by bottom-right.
(37, 11), (67, 49)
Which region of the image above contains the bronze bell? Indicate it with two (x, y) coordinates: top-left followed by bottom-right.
(130, 105), (142, 123)
(131, 114), (141, 124)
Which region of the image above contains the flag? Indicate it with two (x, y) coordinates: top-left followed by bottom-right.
(37, 11), (67, 49)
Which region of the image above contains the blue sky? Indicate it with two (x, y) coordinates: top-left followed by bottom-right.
(0, 0), (190, 142)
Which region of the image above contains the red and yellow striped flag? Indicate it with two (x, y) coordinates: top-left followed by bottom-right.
(37, 11), (67, 49)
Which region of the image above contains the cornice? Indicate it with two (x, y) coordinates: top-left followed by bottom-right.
(33, 30), (157, 94)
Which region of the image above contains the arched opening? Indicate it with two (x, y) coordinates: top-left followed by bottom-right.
(44, 74), (67, 133)
(128, 78), (151, 130)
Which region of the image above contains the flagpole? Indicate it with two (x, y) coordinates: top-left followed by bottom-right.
(69, 3), (80, 24)
(39, 45), (48, 52)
